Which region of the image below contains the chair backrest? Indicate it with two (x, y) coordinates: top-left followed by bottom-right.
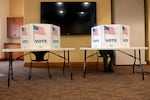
(30, 51), (49, 61)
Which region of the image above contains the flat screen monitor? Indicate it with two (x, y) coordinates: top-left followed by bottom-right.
(40, 2), (96, 35)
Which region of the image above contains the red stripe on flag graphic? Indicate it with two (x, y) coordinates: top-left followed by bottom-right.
(21, 27), (27, 35)
(92, 28), (98, 36)
(104, 26), (116, 35)
(52, 26), (58, 36)
(33, 25), (45, 35)
(123, 26), (128, 35)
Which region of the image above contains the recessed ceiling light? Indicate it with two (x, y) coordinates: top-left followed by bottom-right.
(59, 10), (64, 14)
(56, 2), (63, 6)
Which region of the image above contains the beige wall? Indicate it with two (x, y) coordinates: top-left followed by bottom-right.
(6, 0), (24, 43)
(18, 0), (111, 62)
(113, 0), (146, 65)
(10, 0), (24, 17)
(0, 0), (9, 58)
(24, 0), (111, 25)
(146, 0), (150, 62)
(6, 0), (150, 64)
(8, 0), (150, 63)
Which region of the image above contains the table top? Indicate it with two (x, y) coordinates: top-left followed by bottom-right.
(2, 47), (148, 52)
(80, 47), (148, 50)
(2, 48), (76, 52)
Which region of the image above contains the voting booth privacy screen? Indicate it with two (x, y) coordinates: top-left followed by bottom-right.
(91, 24), (130, 48)
(20, 24), (60, 49)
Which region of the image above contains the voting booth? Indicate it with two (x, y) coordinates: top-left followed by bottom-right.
(91, 24), (130, 48)
(121, 25), (130, 47)
(20, 24), (60, 49)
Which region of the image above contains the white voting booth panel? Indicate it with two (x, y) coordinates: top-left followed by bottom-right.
(121, 25), (130, 47)
(20, 24), (60, 49)
(91, 24), (130, 48)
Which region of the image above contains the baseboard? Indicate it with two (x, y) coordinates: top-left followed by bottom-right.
(24, 62), (103, 68)
(0, 58), (6, 61)
(147, 61), (150, 65)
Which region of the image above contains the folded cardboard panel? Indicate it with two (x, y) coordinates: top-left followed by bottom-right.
(20, 24), (60, 49)
(91, 24), (130, 48)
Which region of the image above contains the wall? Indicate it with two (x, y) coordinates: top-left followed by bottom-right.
(6, 0), (150, 64)
(146, 0), (150, 62)
(9, 0), (24, 17)
(0, 0), (9, 58)
(8, 0), (150, 64)
(112, 0), (146, 65)
(6, 0), (24, 43)
(22, 0), (111, 63)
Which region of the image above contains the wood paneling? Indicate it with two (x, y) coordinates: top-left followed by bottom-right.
(4, 43), (24, 60)
(7, 17), (23, 38)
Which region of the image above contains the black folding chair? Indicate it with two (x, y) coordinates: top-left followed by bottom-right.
(29, 51), (51, 80)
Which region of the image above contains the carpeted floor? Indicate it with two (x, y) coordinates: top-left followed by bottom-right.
(0, 60), (150, 100)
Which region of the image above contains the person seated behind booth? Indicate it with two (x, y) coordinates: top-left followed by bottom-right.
(99, 50), (115, 72)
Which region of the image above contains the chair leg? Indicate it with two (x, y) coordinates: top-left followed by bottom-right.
(63, 61), (65, 76)
(63, 66), (65, 76)
(29, 62), (32, 80)
(47, 62), (52, 78)
(96, 56), (99, 71)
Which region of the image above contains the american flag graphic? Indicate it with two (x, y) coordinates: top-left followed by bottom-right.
(104, 26), (116, 35)
(92, 28), (98, 36)
(33, 25), (45, 35)
(52, 26), (58, 36)
(123, 26), (128, 35)
(21, 27), (27, 35)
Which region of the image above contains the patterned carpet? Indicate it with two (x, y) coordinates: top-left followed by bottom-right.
(0, 61), (150, 100)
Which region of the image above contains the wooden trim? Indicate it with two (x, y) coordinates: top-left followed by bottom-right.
(0, 58), (5, 61)
(146, 61), (150, 65)
(24, 62), (103, 68)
